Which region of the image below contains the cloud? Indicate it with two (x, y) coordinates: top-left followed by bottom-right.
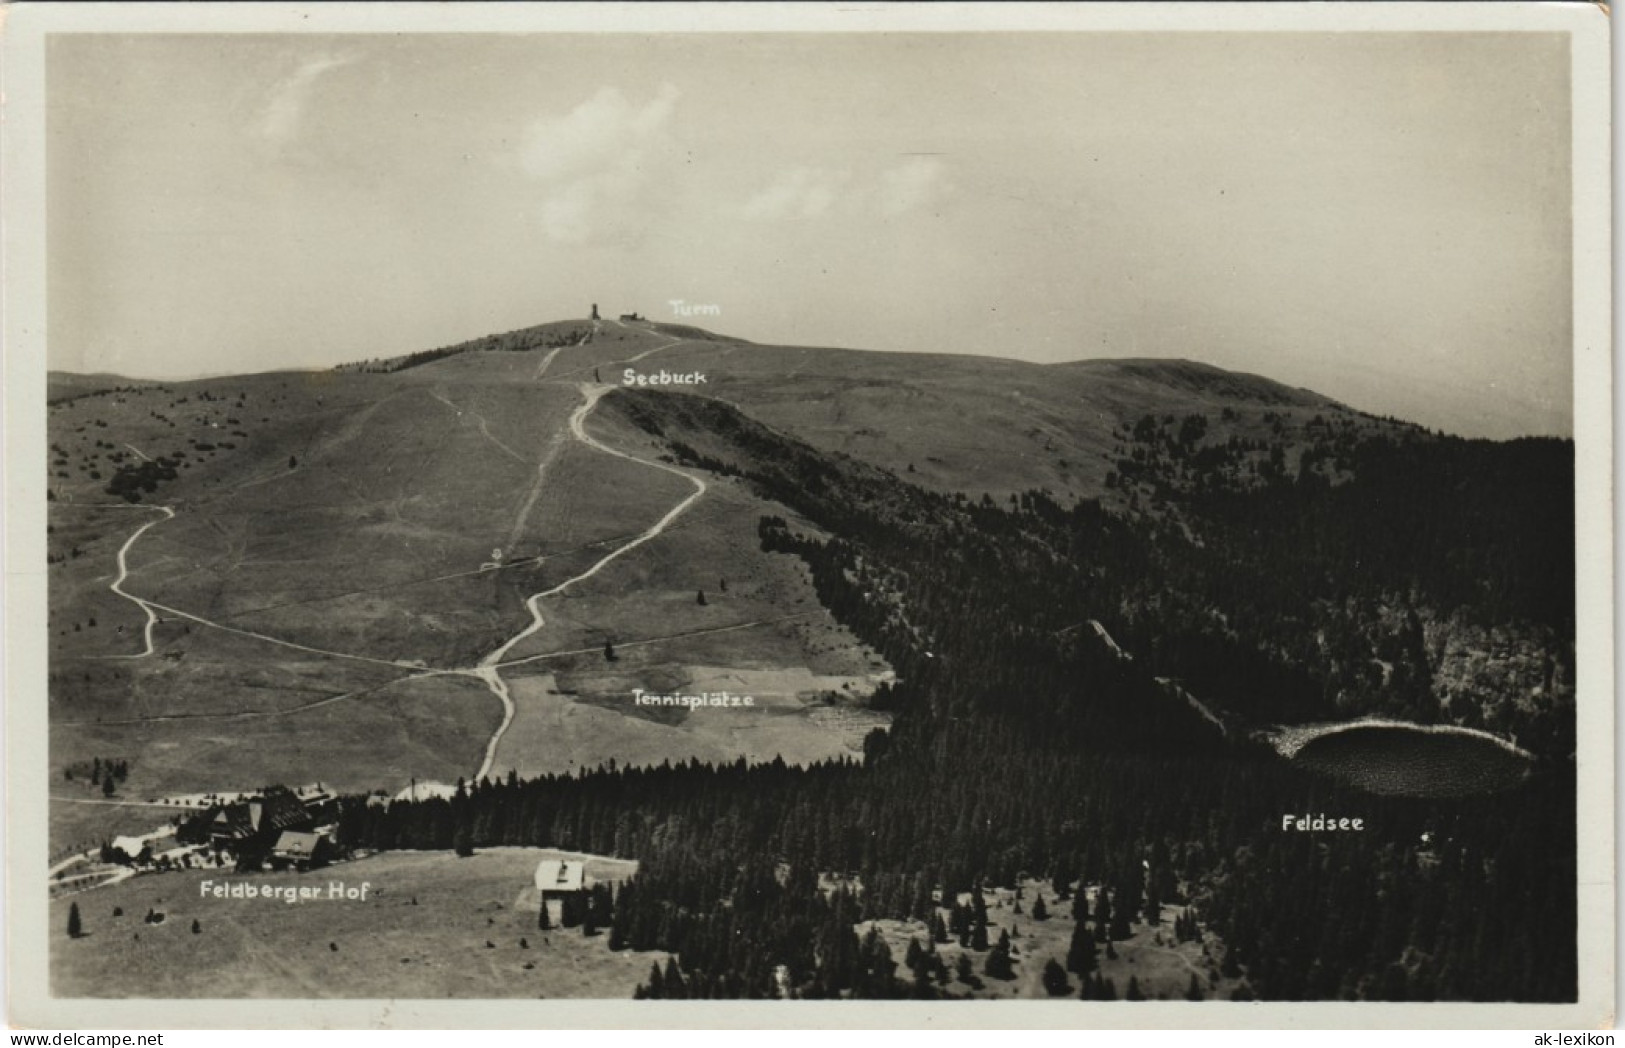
(740, 157), (949, 222)
(259, 53), (356, 149)
(877, 157), (947, 216)
(740, 168), (852, 221)
(518, 84), (681, 244)
(538, 182), (599, 246)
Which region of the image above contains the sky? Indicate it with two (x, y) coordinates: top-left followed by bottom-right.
(48, 31), (1573, 438)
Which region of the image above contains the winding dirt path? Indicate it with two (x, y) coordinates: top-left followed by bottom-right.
(72, 350), (713, 790)
(48, 795), (204, 811)
(106, 505), (176, 659)
(545, 333), (685, 383)
(128, 594), (429, 671)
(503, 429), (568, 555)
(471, 382), (708, 781)
(533, 344), (565, 379)
(52, 671), (451, 727)
(428, 386), (528, 464)
(78, 501), (432, 672)
(56, 368), (720, 887)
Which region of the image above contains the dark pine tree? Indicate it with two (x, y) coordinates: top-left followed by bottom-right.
(950, 901), (971, 947)
(971, 916), (989, 952)
(663, 957), (685, 1000)
(1094, 891), (1113, 942)
(1110, 891), (1133, 941)
(1066, 919), (1098, 977)
(984, 929), (1015, 980)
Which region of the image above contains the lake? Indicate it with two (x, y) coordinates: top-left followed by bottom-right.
(1289, 723), (1534, 798)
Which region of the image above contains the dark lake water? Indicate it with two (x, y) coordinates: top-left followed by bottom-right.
(1291, 725), (1534, 798)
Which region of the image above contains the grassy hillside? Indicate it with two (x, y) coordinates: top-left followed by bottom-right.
(45, 317), (1577, 1003)
(330, 316), (1376, 505)
(45, 317), (1566, 799)
(52, 847), (661, 998)
(510, 331), (1368, 504)
(47, 329), (892, 818)
(47, 372), (156, 406)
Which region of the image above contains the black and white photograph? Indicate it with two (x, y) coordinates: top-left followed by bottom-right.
(4, 1), (1613, 1028)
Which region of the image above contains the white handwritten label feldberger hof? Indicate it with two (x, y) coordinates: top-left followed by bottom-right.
(199, 880), (372, 904)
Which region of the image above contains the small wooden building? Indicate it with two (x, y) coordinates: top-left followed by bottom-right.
(270, 831), (332, 872)
(534, 859), (586, 924)
(209, 791), (312, 854)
